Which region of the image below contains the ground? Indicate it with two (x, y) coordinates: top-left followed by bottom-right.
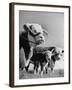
(19, 69), (64, 79)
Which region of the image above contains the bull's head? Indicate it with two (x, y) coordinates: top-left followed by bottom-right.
(23, 23), (48, 45)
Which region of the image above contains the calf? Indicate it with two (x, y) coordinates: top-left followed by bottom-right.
(45, 47), (64, 73)
(26, 46), (64, 75)
(25, 47), (52, 76)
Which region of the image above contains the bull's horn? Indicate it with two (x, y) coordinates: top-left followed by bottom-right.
(43, 29), (48, 35)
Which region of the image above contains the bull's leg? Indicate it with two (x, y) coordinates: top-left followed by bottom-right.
(25, 59), (30, 67)
(20, 48), (26, 70)
(25, 47), (33, 67)
(34, 64), (37, 75)
(24, 61), (33, 72)
(25, 62), (30, 72)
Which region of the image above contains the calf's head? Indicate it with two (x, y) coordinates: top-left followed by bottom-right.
(48, 47), (64, 71)
(52, 47), (64, 60)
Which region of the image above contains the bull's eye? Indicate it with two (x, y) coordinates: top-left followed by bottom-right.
(34, 30), (37, 33)
(29, 25), (32, 30)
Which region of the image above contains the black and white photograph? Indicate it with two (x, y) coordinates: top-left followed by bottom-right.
(9, 3), (70, 87)
(19, 11), (64, 79)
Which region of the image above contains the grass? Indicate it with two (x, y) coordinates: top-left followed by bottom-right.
(19, 69), (64, 79)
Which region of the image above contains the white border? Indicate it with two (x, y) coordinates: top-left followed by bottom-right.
(14, 5), (69, 86)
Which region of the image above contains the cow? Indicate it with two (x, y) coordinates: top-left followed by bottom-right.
(19, 23), (48, 71)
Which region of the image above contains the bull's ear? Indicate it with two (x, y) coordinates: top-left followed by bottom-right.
(43, 29), (48, 35)
(23, 24), (29, 32)
(29, 25), (32, 30)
